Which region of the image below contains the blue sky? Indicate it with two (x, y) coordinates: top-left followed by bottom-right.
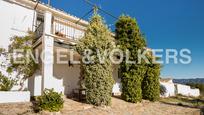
(41, 0), (204, 79)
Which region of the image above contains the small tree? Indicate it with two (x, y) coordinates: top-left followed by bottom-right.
(76, 13), (114, 106)
(115, 15), (147, 103)
(7, 32), (38, 90)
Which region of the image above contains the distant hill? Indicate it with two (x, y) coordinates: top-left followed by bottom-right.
(173, 78), (204, 84)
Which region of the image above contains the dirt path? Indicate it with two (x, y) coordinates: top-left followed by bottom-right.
(0, 98), (201, 115)
(61, 98), (201, 115)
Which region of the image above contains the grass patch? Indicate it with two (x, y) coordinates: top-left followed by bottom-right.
(160, 95), (204, 108)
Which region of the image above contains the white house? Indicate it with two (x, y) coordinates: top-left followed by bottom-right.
(0, 0), (120, 96)
(0, 0), (199, 100)
(175, 84), (200, 97)
(160, 78), (200, 97)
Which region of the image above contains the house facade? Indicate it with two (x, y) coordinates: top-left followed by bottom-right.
(0, 0), (121, 96)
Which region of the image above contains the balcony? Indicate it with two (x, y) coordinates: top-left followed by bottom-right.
(34, 15), (86, 44)
(52, 16), (86, 41)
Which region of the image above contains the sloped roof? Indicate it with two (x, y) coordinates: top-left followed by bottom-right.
(160, 78), (173, 82)
(14, 0), (89, 26)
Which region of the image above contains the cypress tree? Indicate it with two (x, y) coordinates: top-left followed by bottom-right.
(76, 13), (114, 106)
(142, 55), (161, 101)
(115, 15), (147, 103)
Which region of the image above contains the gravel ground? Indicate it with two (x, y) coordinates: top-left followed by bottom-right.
(0, 97), (201, 115)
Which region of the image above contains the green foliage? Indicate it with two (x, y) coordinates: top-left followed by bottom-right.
(0, 72), (15, 91)
(7, 32), (38, 88)
(160, 84), (167, 96)
(76, 14), (114, 106)
(115, 15), (147, 103)
(0, 48), (6, 67)
(160, 96), (204, 108)
(37, 89), (64, 112)
(142, 56), (161, 101)
(0, 48), (5, 54)
(115, 15), (146, 51)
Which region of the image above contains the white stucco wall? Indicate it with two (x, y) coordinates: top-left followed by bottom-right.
(53, 57), (122, 95)
(0, 91), (30, 103)
(176, 84), (200, 97)
(176, 84), (191, 96)
(160, 82), (176, 97)
(28, 70), (42, 96)
(53, 63), (80, 95)
(0, 0), (34, 91)
(0, 0), (34, 49)
(112, 65), (121, 95)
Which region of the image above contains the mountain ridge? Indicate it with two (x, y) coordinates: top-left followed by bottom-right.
(173, 78), (204, 84)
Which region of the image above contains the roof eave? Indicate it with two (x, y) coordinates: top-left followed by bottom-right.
(14, 0), (89, 26)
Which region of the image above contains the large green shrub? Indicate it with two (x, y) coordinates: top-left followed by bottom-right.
(37, 89), (64, 112)
(142, 56), (161, 101)
(76, 13), (114, 106)
(0, 72), (15, 91)
(115, 15), (147, 103)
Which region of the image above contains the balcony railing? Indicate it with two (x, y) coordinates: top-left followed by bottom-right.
(52, 16), (86, 41)
(34, 15), (86, 43)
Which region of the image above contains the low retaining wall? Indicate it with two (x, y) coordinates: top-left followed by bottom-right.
(0, 91), (30, 103)
(176, 84), (191, 96)
(189, 89), (200, 97)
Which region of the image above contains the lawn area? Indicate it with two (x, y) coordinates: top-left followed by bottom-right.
(159, 95), (204, 108)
